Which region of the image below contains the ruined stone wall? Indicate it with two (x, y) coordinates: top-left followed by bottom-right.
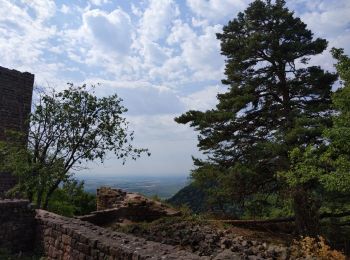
(0, 66), (34, 140)
(96, 187), (127, 210)
(35, 210), (201, 260)
(86, 187), (180, 226)
(0, 66), (34, 197)
(0, 200), (201, 259)
(0, 200), (36, 252)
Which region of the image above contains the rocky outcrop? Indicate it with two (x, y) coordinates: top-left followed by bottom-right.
(112, 217), (289, 259)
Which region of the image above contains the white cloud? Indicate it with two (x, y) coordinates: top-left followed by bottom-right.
(287, 0), (350, 71)
(21, 0), (56, 22)
(131, 3), (143, 17)
(187, 0), (248, 23)
(0, 0), (60, 83)
(149, 56), (189, 83)
(299, 2), (350, 39)
(180, 85), (226, 111)
(139, 0), (180, 42)
(89, 0), (110, 6)
(128, 114), (195, 141)
(134, 0), (180, 70)
(167, 20), (195, 45)
(181, 25), (224, 75)
(148, 21), (225, 84)
(82, 9), (133, 54)
(141, 41), (171, 66)
(59, 7), (139, 78)
(60, 4), (70, 14)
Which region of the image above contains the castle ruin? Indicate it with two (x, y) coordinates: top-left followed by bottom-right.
(0, 66), (34, 197)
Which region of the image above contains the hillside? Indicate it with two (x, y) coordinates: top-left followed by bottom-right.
(167, 183), (208, 213)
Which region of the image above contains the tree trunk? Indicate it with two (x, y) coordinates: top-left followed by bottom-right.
(36, 188), (43, 209)
(43, 181), (61, 210)
(292, 187), (320, 237)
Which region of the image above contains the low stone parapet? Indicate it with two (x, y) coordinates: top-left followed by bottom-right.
(36, 210), (203, 259)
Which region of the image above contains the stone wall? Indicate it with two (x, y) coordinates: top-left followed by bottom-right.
(0, 200), (201, 259)
(0, 200), (36, 252)
(0, 66), (34, 197)
(36, 210), (202, 260)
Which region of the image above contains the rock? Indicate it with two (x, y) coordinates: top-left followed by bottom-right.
(231, 244), (242, 252)
(247, 255), (262, 260)
(220, 238), (233, 249)
(213, 249), (242, 260)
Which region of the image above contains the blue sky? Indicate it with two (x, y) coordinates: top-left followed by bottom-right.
(1, 0), (349, 177)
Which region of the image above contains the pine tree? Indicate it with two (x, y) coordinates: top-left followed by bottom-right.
(175, 0), (337, 234)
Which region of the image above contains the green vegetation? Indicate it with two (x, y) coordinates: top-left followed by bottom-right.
(0, 84), (149, 209)
(175, 0), (349, 237)
(166, 183), (208, 214)
(47, 178), (96, 217)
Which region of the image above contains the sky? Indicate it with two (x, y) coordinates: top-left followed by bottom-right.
(0, 0), (349, 177)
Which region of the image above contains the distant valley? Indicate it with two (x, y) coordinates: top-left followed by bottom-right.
(76, 175), (190, 199)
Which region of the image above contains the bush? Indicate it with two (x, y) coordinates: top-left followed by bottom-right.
(47, 178), (96, 217)
(290, 236), (345, 260)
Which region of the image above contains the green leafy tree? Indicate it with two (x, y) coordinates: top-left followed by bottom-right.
(280, 48), (350, 235)
(0, 84), (149, 209)
(175, 0), (337, 235)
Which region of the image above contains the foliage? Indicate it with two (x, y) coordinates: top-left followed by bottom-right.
(167, 182), (208, 214)
(175, 0), (336, 234)
(280, 48), (350, 191)
(290, 236), (345, 260)
(278, 48), (350, 235)
(47, 178), (96, 217)
(0, 84), (149, 209)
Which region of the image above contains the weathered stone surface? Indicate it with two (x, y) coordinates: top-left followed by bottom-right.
(96, 187), (127, 210)
(110, 218), (292, 259)
(0, 199), (36, 252)
(213, 249), (242, 260)
(0, 66), (34, 198)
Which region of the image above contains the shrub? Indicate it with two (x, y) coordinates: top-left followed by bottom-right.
(290, 236), (345, 259)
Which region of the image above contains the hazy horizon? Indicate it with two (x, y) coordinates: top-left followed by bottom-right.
(75, 173), (191, 199)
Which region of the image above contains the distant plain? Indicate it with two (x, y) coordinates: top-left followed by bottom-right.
(76, 175), (190, 199)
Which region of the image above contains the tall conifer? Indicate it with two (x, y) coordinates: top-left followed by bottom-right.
(176, 0), (337, 234)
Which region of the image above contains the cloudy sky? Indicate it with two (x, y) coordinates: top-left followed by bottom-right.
(1, 0), (349, 177)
